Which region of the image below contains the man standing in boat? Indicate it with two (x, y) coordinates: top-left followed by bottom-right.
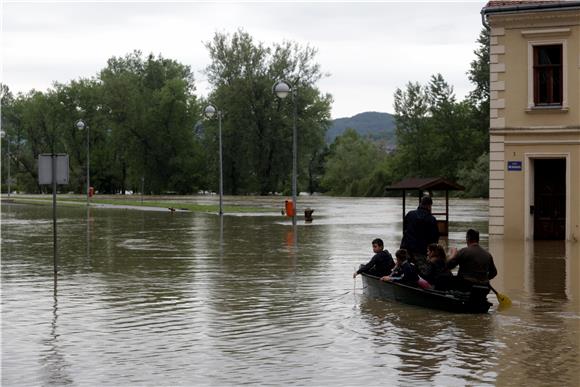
(400, 196), (439, 274)
(446, 229), (497, 291)
(353, 238), (395, 278)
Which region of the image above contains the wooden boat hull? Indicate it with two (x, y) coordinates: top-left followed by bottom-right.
(361, 273), (492, 314)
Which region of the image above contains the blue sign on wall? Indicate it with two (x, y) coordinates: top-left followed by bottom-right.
(507, 161), (522, 171)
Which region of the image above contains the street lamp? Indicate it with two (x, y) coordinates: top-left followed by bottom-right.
(75, 119), (89, 206)
(273, 80), (297, 225)
(0, 131), (10, 200)
(204, 104), (224, 216)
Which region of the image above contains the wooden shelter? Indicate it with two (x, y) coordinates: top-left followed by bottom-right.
(385, 177), (465, 236)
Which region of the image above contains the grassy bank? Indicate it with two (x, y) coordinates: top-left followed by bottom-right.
(6, 195), (273, 214)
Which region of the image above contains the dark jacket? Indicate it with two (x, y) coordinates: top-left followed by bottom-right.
(389, 261), (419, 286)
(422, 259), (452, 289)
(447, 244), (498, 284)
(400, 206), (439, 256)
(356, 250), (395, 278)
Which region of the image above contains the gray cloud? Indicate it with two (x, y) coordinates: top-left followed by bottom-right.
(1, 1), (487, 118)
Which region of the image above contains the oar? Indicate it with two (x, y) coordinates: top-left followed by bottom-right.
(489, 284), (512, 309)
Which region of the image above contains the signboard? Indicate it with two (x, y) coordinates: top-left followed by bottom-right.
(38, 154), (69, 185)
(507, 161), (522, 171)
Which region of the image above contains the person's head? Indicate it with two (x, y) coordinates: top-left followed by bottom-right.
(372, 238), (384, 253)
(420, 196), (433, 211)
(427, 243), (446, 262)
(395, 249), (408, 264)
(466, 229), (479, 245)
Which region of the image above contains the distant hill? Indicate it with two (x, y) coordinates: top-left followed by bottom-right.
(327, 112), (397, 148)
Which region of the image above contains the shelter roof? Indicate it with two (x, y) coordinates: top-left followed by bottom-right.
(385, 177), (464, 191)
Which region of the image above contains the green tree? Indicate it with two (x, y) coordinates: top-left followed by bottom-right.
(457, 152), (489, 197)
(99, 51), (203, 194)
(9, 89), (71, 192)
(467, 27), (490, 131)
(392, 73), (489, 185)
(321, 128), (386, 196)
(204, 30), (332, 195)
(392, 81), (433, 178)
(456, 27), (491, 196)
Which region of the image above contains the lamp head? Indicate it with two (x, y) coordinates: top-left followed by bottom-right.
(76, 119), (86, 130)
(204, 105), (216, 119)
(273, 80), (291, 99)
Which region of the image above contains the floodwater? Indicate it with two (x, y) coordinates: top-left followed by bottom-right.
(1, 196), (579, 386)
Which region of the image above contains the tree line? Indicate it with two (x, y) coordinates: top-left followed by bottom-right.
(320, 28), (490, 197)
(0, 28), (490, 197)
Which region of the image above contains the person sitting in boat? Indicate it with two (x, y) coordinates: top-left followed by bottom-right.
(380, 249), (419, 286)
(353, 238), (395, 279)
(446, 229), (498, 292)
(421, 243), (453, 290)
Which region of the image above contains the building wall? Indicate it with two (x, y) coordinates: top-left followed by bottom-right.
(488, 8), (580, 241)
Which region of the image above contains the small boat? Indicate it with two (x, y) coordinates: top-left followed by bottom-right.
(361, 273), (492, 314)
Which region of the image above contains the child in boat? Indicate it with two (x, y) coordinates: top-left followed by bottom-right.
(353, 238), (395, 279)
(421, 243), (453, 290)
(380, 249), (419, 286)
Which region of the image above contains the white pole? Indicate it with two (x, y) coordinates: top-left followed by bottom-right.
(218, 111), (223, 216)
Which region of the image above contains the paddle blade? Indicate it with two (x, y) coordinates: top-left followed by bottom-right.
(496, 292), (512, 309)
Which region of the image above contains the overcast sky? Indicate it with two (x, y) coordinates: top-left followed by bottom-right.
(1, 1), (487, 119)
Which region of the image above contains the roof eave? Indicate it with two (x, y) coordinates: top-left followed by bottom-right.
(482, 1), (580, 16)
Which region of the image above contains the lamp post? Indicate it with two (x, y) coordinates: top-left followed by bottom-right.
(1, 131), (11, 200)
(75, 119), (89, 206)
(273, 80), (297, 226)
(204, 104), (224, 216)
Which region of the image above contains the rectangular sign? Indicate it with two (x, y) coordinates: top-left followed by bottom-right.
(38, 154), (69, 185)
(507, 161), (522, 171)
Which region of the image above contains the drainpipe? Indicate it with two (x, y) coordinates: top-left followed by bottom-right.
(480, 9), (490, 29)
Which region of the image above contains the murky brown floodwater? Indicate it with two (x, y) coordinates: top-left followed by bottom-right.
(1, 196), (579, 386)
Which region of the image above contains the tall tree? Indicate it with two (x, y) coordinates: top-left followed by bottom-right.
(99, 51), (203, 194)
(204, 30), (332, 195)
(467, 28), (490, 114)
(321, 128), (385, 196)
(467, 27), (490, 139)
(392, 73), (488, 183)
(392, 82), (433, 178)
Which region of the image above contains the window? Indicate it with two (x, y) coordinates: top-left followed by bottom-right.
(533, 45), (562, 106)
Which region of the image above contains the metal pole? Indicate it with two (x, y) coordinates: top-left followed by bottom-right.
(291, 90), (297, 226)
(402, 190), (406, 228)
(52, 154), (58, 274)
(218, 111), (224, 216)
(86, 125), (90, 206)
(7, 136), (11, 200)
(86, 205), (90, 263)
(446, 189), (449, 234)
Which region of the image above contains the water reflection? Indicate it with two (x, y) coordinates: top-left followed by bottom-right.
(219, 214), (224, 258)
(357, 297), (498, 385)
(41, 280), (73, 385)
(490, 238), (579, 387)
(490, 238), (580, 304)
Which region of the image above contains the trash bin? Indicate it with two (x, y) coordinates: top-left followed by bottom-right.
(284, 200), (295, 217)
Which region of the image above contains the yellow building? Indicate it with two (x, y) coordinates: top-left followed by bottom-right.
(482, 1), (580, 241)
